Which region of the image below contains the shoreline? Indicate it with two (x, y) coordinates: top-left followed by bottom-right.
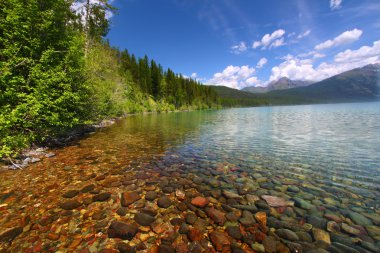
(0, 108), (219, 171)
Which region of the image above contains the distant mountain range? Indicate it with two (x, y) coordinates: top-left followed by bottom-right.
(210, 63), (380, 106)
(242, 77), (314, 93)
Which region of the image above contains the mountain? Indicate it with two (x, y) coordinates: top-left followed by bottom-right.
(242, 77), (314, 93)
(262, 63), (380, 104)
(210, 64), (380, 106)
(241, 86), (267, 93)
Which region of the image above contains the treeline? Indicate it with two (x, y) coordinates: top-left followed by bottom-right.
(119, 50), (219, 109)
(0, 0), (219, 157)
(220, 98), (270, 107)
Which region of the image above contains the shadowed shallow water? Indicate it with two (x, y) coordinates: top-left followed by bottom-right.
(1, 102), (379, 252)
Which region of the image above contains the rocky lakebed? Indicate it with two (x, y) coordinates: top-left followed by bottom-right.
(0, 147), (379, 253)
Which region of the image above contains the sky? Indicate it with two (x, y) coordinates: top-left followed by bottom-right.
(106, 0), (380, 89)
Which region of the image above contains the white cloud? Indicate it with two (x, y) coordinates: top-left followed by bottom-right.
(252, 29), (286, 49)
(256, 58), (268, 69)
(298, 50), (326, 59)
(246, 76), (260, 86)
(315, 29), (362, 50)
(297, 30), (311, 39)
(270, 40), (380, 82)
(330, 0), (342, 10)
(252, 41), (261, 49)
(270, 38), (285, 48)
(191, 73), (197, 79)
(207, 65), (260, 89)
(231, 42), (248, 54)
(334, 40), (380, 63)
(270, 56), (318, 82)
(313, 53), (326, 59)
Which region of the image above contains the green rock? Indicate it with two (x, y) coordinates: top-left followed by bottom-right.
(348, 211), (373, 226)
(293, 197), (313, 210)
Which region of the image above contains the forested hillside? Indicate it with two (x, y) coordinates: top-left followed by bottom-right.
(0, 0), (219, 157)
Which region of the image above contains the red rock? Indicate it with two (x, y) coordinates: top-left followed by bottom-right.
(121, 191), (140, 207)
(191, 196), (209, 208)
(188, 228), (203, 241)
(255, 211), (267, 227)
(210, 231), (231, 252)
(33, 242), (42, 252)
(206, 208), (226, 225)
(47, 233), (59, 241)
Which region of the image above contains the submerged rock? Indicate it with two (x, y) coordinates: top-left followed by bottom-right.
(222, 190), (243, 199)
(292, 197), (313, 210)
(312, 228), (331, 244)
(348, 211), (373, 226)
(117, 242), (136, 253)
(0, 227), (23, 242)
(62, 190), (80, 198)
(145, 191), (157, 201)
(134, 213), (155, 226)
(157, 196), (172, 208)
(188, 228), (203, 242)
(255, 211), (267, 227)
(210, 231), (231, 252)
(121, 191), (140, 207)
(107, 221), (138, 240)
(185, 212), (198, 225)
(191, 196), (209, 207)
(81, 184), (95, 193)
(226, 226), (242, 240)
(239, 210), (256, 227)
(262, 195), (293, 207)
(206, 208), (226, 226)
(92, 192), (111, 202)
(341, 223), (361, 236)
(276, 229), (299, 241)
(59, 199), (82, 210)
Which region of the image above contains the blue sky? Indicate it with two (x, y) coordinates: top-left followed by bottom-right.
(106, 0), (380, 89)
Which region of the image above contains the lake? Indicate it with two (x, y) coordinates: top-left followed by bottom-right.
(1, 102), (379, 252)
